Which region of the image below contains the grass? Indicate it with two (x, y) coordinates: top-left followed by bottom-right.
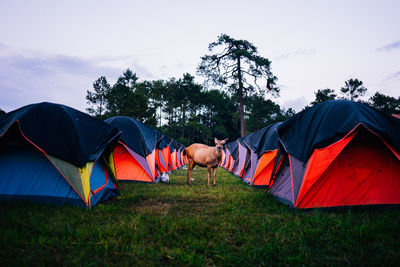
(1, 167), (399, 266)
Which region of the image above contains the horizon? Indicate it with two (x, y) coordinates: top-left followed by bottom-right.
(1, 0), (399, 113)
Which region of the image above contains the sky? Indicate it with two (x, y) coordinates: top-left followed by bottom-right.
(1, 0), (399, 113)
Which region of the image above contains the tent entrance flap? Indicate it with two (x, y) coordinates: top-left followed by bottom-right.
(252, 150), (277, 186)
(297, 129), (400, 209)
(113, 145), (153, 182)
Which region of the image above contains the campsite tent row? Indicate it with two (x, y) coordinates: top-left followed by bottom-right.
(0, 102), (186, 208)
(105, 116), (187, 183)
(220, 122), (281, 187)
(220, 100), (400, 209)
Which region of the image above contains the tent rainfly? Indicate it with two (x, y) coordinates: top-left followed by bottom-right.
(0, 102), (121, 207)
(269, 100), (400, 209)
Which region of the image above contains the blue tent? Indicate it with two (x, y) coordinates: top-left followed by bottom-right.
(0, 102), (121, 207)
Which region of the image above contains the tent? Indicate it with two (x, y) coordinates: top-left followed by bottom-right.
(229, 139), (246, 177)
(220, 145), (229, 169)
(170, 140), (186, 170)
(156, 135), (172, 174)
(105, 116), (163, 183)
(175, 142), (186, 168)
(0, 102), (121, 207)
(222, 141), (238, 173)
(269, 100), (400, 209)
(241, 122), (282, 187)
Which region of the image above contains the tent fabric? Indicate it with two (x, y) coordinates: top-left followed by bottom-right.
(0, 144), (84, 206)
(277, 100), (400, 163)
(106, 116), (162, 182)
(241, 122), (282, 186)
(220, 147), (231, 170)
(242, 122), (282, 158)
(222, 122), (282, 187)
(296, 128), (400, 208)
(0, 102), (121, 167)
(105, 116), (162, 158)
(105, 116), (185, 181)
(0, 104), (121, 207)
(251, 150), (278, 187)
(111, 143), (153, 183)
(269, 100), (400, 209)
(232, 140), (248, 177)
(225, 141), (238, 163)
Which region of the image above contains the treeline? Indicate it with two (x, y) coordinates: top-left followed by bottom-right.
(85, 34), (399, 146)
(307, 78), (400, 114)
(86, 70), (294, 146)
(86, 71), (400, 147)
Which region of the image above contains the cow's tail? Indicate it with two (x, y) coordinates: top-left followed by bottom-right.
(182, 148), (186, 156)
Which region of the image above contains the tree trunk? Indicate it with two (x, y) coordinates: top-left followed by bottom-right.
(181, 103), (185, 138)
(237, 55), (245, 137)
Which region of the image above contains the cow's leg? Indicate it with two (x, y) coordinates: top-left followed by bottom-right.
(212, 167), (217, 186)
(207, 165), (211, 186)
(187, 161), (195, 185)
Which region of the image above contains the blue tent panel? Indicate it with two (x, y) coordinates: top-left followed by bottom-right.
(0, 145), (83, 206)
(89, 160), (119, 207)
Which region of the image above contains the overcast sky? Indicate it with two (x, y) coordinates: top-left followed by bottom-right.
(1, 0), (399, 113)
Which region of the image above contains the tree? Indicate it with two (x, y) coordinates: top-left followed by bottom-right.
(198, 34), (279, 136)
(200, 89), (238, 142)
(369, 92), (400, 114)
(147, 80), (167, 128)
(340, 78), (367, 101)
(246, 96), (295, 133)
(175, 74), (203, 138)
(311, 88), (337, 105)
(106, 69), (139, 116)
(86, 76), (111, 117)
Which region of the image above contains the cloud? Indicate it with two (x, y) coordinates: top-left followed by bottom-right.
(382, 71), (400, 82)
(282, 97), (308, 112)
(0, 46), (154, 112)
(273, 49), (316, 60)
(2, 54), (121, 77)
(376, 41), (400, 52)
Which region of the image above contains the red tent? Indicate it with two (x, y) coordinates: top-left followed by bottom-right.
(269, 100), (400, 209)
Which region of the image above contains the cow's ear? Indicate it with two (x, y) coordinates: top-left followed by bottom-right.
(222, 138), (228, 144)
(214, 137), (218, 144)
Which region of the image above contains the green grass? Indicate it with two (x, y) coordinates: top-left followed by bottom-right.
(1, 167), (399, 266)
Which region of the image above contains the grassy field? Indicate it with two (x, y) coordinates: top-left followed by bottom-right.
(1, 167), (399, 266)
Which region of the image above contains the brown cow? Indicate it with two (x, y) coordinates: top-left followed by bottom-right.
(183, 138), (228, 186)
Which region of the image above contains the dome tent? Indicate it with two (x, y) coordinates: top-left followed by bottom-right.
(241, 122), (282, 187)
(269, 100), (400, 209)
(105, 116), (162, 182)
(0, 102), (121, 207)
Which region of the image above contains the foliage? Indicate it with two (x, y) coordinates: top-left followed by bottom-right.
(311, 88), (337, 105)
(85, 69), (156, 125)
(86, 76), (110, 118)
(1, 168), (399, 266)
(86, 70), (247, 146)
(369, 92), (400, 114)
(85, 70), (399, 147)
(159, 78), (240, 146)
(198, 34), (279, 136)
(246, 96), (294, 133)
(340, 78), (367, 101)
